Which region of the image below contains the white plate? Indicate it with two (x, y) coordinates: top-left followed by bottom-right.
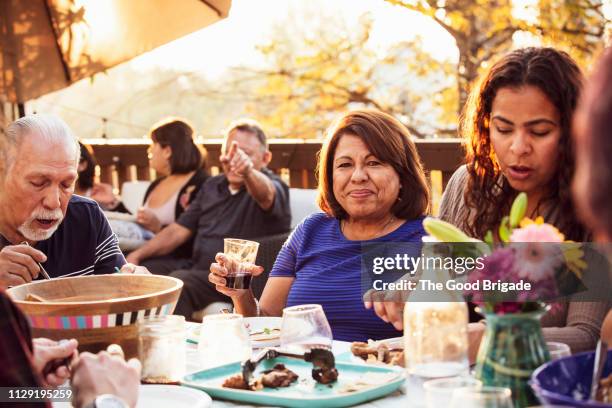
(243, 316), (282, 348)
(350, 337), (404, 365)
(137, 384), (212, 408)
(104, 210), (137, 222)
(187, 317), (282, 348)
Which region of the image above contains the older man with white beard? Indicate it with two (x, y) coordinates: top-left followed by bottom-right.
(0, 114), (128, 287)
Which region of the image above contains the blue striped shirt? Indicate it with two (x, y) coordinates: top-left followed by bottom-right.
(34, 195), (125, 278)
(270, 212), (426, 342)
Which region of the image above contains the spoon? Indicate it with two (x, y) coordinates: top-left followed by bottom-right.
(590, 339), (608, 400)
(21, 241), (51, 280)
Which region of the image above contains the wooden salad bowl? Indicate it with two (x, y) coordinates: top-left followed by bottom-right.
(7, 274), (183, 358)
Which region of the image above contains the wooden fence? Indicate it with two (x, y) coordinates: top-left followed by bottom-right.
(87, 138), (465, 192)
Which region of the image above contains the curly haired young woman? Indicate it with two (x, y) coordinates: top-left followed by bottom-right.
(440, 47), (607, 355)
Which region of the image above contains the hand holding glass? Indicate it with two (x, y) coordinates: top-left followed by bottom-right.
(223, 238), (259, 289)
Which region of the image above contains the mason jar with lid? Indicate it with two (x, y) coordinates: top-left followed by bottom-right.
(138, 315), (186, 384)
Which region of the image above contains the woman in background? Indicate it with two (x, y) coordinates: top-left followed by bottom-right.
(76, 142), (132, 213)
(136, 118), (207, 236)
(94, 118), (208, 258)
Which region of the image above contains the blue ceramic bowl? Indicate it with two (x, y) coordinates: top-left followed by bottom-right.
(531, 349), (612, 407)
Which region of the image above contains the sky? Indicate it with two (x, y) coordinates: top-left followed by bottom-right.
(29, 0), (459, 138)
(128, 0), (457, 78)
(28, 0), (612, 139)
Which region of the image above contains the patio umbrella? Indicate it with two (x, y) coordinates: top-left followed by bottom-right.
(0, 0), (231, 106)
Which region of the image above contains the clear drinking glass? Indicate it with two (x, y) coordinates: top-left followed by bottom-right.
(198, 313), (251, 368)
(450, 386), (513, 408)
(223, 238), (260, 289)
(404, 301), (469, 379)
(547, 342), (571, 360)
(424, 377), (482, 408)
(280, 304), (333, 353)
(138, 315), (186, 384)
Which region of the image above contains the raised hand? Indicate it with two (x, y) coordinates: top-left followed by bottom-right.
(220, 141), (253, 179)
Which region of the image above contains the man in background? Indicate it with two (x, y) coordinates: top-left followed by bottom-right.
(128, 120), (291, 318)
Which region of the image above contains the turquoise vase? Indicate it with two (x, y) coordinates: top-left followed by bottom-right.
(474, 310), (550, 408)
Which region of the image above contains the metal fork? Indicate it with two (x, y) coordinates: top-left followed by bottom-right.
(21, 241), (51, 280)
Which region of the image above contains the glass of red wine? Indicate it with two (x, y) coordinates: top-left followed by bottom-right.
(223, 238), (260, 290)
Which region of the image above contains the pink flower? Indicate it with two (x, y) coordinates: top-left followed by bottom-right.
(512, 242), (563, 282)
(472, 247), (516, 282)
(467, 248), (516, 305)
(510, 223), (564, 243)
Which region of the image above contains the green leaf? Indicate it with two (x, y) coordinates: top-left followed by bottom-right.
(423, 217), (473, 242)
(509, 192), (527, 228)
(499, 216), (511, 243)
(484, 230), (494, 248)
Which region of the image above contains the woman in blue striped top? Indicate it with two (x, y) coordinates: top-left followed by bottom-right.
(210, 109), (431, 341)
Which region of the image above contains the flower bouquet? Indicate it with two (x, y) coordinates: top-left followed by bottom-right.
(423, 192), (586, 408)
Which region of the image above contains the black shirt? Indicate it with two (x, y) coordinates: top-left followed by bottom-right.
(176, 168), (291, 269)
(0, 195), (125, 279)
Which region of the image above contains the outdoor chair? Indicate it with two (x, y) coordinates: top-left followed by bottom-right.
(289, 188), (319, 228)
(120, 180), (152, 214)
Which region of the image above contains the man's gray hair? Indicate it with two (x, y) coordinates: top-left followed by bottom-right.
(223, 118), (268, 152)
(0, 114), (80, 176)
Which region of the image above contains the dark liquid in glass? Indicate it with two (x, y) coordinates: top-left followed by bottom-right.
(226, 273), (252, 289)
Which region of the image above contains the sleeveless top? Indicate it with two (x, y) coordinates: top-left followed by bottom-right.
(143, 190), (180, 227)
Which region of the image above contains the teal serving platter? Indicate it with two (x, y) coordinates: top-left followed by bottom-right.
(181, 356), (405, 407)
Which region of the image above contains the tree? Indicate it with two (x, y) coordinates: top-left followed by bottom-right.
(242, 11), (458, 138)
(385, 0), (611, 113)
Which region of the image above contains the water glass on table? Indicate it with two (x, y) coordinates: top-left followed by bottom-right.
(280, 304), (333, 353)
(198, 313), (252, 368)
(424, 377), (481, 408)
(450, 386), (513, 408)
(223, 238), (260, 289)
(138, 315), (186, 384)
(547, 342), (571, 360)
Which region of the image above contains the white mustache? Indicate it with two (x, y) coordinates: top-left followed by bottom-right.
(29, 208), (63, 222)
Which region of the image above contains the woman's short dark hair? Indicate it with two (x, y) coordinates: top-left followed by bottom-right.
(317, 109), (430, 220)
(78, 142), (96, 190)
(461, 47), (586, 240)
(573, 47), (612, 237)
(150, 118), (206, 174)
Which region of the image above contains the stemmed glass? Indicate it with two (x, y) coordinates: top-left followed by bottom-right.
(280, 304), (333, 353)
(450, 386), (513, 408)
